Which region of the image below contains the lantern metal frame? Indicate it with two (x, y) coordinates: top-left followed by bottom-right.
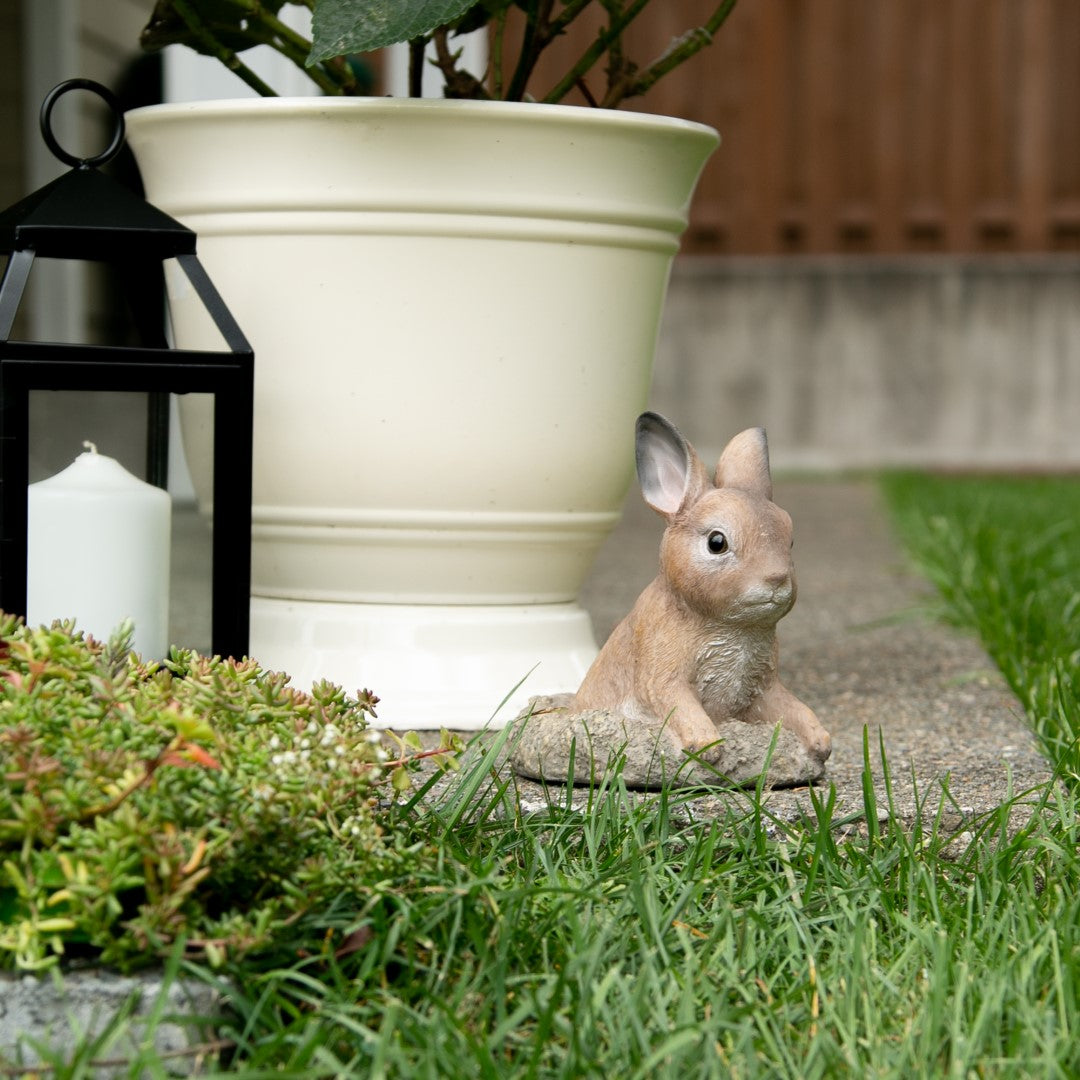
(0, 79), (254, 658)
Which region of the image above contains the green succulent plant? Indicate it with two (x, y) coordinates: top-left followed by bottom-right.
(0, 613), (460, 972)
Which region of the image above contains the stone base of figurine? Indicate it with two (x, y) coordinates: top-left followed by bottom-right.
(509, 694), (828, 790)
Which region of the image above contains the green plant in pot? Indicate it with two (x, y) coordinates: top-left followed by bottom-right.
(125, 1), (732, 731)
(141, 0), (738, 103)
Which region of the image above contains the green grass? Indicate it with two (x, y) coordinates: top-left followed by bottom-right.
(8, 473), (1080, 1077)
(175, 753), (1079, 1078)
(882, 473), (1080, 778)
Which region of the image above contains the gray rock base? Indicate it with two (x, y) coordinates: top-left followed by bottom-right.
(509, 694), (827, 789)
(0, 969), (223, 1073)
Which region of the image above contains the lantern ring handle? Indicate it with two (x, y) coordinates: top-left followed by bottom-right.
(40, 79), (125, 169)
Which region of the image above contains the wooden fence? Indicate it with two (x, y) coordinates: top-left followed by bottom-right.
(509, 0), (1080, 255)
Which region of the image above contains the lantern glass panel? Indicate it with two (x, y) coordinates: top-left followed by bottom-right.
(30, 389), (150, 482)
(23, 383), (216, 654)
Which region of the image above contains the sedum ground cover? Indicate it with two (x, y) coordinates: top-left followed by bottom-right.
(0, 618), (459, 975)
(3, 472), (1079, 1076)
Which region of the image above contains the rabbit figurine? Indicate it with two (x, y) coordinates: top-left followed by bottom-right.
(511, 412), (831, 788)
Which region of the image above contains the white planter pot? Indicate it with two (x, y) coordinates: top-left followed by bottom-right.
(125, 98), (717, 728)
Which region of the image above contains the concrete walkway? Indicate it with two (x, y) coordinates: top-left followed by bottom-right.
(170, 478), (1052, 826)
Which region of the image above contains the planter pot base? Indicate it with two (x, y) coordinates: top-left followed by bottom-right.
(250, 597), (598, 729)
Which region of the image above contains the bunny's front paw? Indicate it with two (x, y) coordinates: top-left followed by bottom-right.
(666, 714), (724, 759)
(781, 707), (831, 765)
(803, 724), (831, 764)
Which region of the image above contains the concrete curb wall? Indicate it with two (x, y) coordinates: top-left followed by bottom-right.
(653, 256), (1080, 469)
(0, 970), (222, 1072)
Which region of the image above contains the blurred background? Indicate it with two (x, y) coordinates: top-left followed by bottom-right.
(2, 0), (1078, 477)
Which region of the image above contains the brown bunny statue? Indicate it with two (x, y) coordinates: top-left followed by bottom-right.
(510, 412), (831, 789)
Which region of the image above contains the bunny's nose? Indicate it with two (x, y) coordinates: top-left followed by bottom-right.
(765, 567), (792, 591)
(764, 567), (796, 611)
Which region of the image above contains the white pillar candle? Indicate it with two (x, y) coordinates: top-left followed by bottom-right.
(27, 442), (171, 658)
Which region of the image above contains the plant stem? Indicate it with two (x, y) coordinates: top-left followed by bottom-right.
(574, 77), (599, 107)
(601, 0), (628, 89)
(253, 5), (354, 95)
(168, 0), (279, 97)
(542, 0), (651, 105)
(432, 27), (490, 98)
(506, 0), (557, 102)
(409, 36), (427, 98)
(492, 8), (507, 99)
(611, 0), (739, 105)
(79, 745), (170, 824)
(536, 0), (740, 107)
(258, 6), (314, 59)
(548, 0), (595, 37)
(381, 745), (458, 772)
(319, 55), (364, 95)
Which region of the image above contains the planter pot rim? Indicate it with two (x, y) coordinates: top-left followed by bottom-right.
(126, 94), (719, 143)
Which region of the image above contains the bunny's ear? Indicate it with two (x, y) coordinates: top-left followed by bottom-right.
(714, 427), (773, 499)
(635, 412), (710, 518)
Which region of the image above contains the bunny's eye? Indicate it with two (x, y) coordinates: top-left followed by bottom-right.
(707, 530), (729, 554)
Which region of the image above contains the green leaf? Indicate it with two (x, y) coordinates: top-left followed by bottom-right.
(2, 861), (31, 901)
(309, 0), (478, 64)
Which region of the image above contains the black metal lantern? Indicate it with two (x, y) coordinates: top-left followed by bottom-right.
(0, 79), (254, 658)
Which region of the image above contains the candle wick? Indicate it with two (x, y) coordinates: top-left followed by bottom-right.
(82, 440), (98, 455)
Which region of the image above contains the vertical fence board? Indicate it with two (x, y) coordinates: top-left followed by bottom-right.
(872, 0), (906, 252)
(1049, 0), (1080, 247)
(1016, 0), (1052, 249)
(739, 0), (786, 254)
(942, 0), (978, 251)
